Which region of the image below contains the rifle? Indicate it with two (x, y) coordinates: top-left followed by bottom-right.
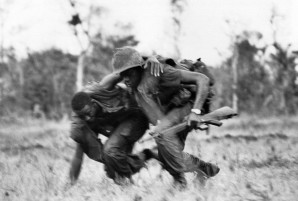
(159, 106), (237, 137)
(138, 106), (237, 144)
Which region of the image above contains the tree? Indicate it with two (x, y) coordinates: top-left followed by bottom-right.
(67, 2), (139, 89)
(262, 6), (298, 114)
(22, 49), (77, 118)
(67, 0), (92, 91)
(215, 31), (272, 114)
(170, 0), (186, 59)
(265, 43), (298, 114)
(0, 47), (24, 115)
(235, 34), (271, 113)
(86, 31), (139, 82)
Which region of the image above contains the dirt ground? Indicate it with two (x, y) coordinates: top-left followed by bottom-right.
(1, 116), (298, 201)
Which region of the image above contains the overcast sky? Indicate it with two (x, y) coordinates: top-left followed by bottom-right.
(1, 0), (297, 65)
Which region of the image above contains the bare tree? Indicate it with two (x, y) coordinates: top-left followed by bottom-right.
(224, 19), (240, 113)
(267, 6), (298, 114)
(67, 0), (93, 91)
(170, 0), (186, 59)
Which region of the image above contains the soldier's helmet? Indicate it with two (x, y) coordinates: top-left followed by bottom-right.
(112, 46), (145, 74)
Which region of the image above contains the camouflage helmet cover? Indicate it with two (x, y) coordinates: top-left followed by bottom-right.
(112, 46), (145, 74)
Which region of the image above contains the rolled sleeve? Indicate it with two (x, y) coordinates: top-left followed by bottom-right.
(70, 116), (86, 144)
(70, 116), (104, 163)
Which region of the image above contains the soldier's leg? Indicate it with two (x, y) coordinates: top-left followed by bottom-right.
(181, 152), (220, 178)
(153, 103), (192, 187)
(153, 103), (219, 186)
(103, 111), (151, 181)
(202, 89), (214, 134)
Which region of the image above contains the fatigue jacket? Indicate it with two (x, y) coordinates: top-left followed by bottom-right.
(70, 82), (137, 162)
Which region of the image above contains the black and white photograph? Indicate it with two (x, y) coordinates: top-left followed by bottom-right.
(0, 0), (298, 200)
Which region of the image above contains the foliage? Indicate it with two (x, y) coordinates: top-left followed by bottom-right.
(1, 117), (298, 200)
(265, 43), (298, 114)
(0, 32), (139, 119)
(212, 30), (298, 115)
(21, 49), (77, 118)
(235, 37), (272, 113)
(0, 48), (27, 115)
(170, 0), (187, 58)
(210, 62), (233, 110)
(85, 33), (139, 82)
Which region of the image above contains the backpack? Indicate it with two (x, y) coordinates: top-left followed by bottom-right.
(164, 57), (215, 113)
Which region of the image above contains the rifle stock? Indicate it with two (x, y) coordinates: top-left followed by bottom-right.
(161, 106), (237, 136)
(200, 106), (237, 121)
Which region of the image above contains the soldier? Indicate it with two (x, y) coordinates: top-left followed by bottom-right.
(69, 58), (162, 185)
(154, 56), (215, 115)
(111, 47), (220, 188)
(180, 58), (215, 115)
(159, 57), (216, 133)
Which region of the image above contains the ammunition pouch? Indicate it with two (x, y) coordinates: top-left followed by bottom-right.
(170, 88), (192, 107)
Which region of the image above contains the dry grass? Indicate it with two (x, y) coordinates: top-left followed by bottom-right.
(1, 115), (298, 201)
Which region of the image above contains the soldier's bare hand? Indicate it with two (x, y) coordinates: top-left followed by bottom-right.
(187, 113), (202, 128)
(69, 175), (77, 186)
(143, 56), (163, 77)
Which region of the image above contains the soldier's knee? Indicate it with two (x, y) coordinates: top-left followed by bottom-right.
(103, 144), (117, 163)
(103, 144), (115, 157)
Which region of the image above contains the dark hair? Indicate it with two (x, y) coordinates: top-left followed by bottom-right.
(193, 58), (206, 68)
(71, 92), (91, 111)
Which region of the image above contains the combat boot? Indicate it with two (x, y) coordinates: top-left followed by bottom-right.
(197, 161), (220, 178)
(172, 173), (187, 190)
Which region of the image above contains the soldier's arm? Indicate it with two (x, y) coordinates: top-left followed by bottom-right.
(179, 70), (210, 125)
(69, 134), (104, 185)
(98, 58), (163, 91)
(99, 73), (123, 90)
(69, 143), (84, 185)
(135, 70), (165, 125)
(69, 117), (105, 185)
(142, 56), (164, 77)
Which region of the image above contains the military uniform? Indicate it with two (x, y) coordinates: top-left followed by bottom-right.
(133, 65), (209, 180)
(111, 47), (219, 185)
(70, 82), (149, 179)
(159, 57), (215, 114)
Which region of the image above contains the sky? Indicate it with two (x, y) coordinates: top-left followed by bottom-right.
(1, 0), (297, 66)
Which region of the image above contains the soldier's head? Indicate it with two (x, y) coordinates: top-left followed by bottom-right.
(180, 59), (194, 71)
(192, 58), (206, 70)
(71, 92), (96, 121)
(112, 46), (144, 89)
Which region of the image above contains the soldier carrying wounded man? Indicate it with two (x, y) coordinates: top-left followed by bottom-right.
(68, 57), (162, 185)
(69, 47), (220, 188)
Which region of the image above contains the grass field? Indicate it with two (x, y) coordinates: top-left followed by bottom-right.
(1, 115), (298, 201)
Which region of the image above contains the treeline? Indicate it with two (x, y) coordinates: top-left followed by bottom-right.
(0, 31), (297, 119)
(211, 31), (298, 115)
(0, 34), (139, 119)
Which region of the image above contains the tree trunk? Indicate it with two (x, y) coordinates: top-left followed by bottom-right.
(76, 52), (86, 91)
(17, 63), (24, 105)
(232, 46), (238, 113)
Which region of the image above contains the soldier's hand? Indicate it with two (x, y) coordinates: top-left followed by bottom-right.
(187, 113), (202, 128)
(69, 174), (77, 186)
(143, 56), (163, 77)
(147, 120), (161, 137)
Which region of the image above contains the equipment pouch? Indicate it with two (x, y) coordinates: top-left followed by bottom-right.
(170, 88), (192, 106)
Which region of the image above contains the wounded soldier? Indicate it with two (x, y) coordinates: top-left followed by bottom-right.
(69, 58), (161, 185)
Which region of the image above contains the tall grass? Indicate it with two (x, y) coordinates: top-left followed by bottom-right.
(1, 116), (298, 201)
